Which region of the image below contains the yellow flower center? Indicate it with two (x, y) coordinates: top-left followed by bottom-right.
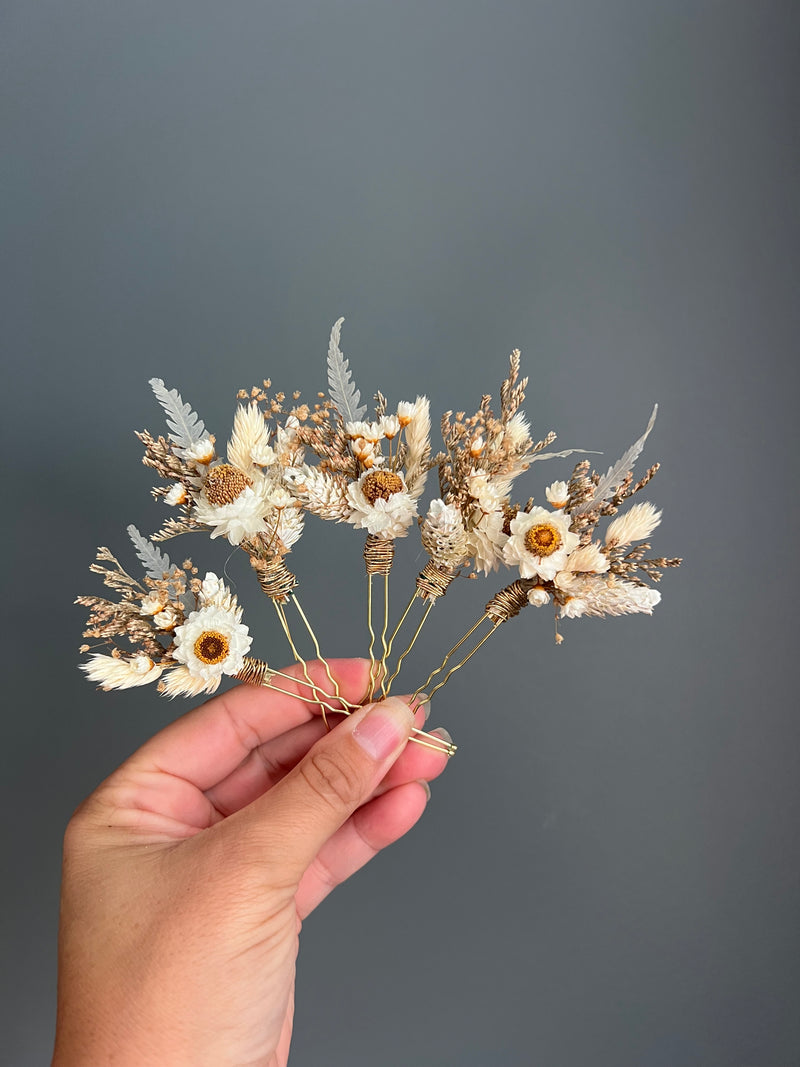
(524, 522), (562, 557)
(193, 630), (229, 665)
(361, 470), (404, 503)
(204, 464), (251, 505)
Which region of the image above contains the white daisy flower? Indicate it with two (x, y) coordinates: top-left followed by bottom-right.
(380, 414), (400, 439)
(527, 585), (551, 607)
(81, 654), (162, 691)
(172, 602), (251, 683)
(153, 608), (179, 630)
(604, 502), (662, 548)
(184, 436), (216, 466)
(164, 483), (189, 507)
(502, 507), (579, 581)
(545, 480), (569, 509)
(194, 464), (273, 545)
(140, 594), (166, 615)
(345, 469), (417, 539)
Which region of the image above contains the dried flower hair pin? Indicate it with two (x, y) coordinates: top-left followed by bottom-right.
(78, 320), (681, 752)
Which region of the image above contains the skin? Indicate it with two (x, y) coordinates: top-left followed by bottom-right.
(53, 658), (450, 1067)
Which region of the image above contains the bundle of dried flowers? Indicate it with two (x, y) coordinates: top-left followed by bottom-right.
(78, 319), (680, 747)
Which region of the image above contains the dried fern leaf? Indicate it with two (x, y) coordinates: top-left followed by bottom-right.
(127, 525), (175, 581)
(572, 405), (658, 516)
(326, 318), (367, 423)
(149, 378), (207, 456)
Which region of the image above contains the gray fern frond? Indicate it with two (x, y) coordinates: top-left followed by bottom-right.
(326, 318), (367, 424)
(573, 405), (658, 516)
(149, 378), (207, 456)
(127, 525), (174, 581)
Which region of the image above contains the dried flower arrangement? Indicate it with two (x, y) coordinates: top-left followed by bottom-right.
(78, 320), (681, 754)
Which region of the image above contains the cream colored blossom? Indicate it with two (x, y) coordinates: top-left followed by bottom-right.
(527, 585), (551, 607)
(140, 594), (166, 615)
(346, 469), (417, 538)
(153, 608), (179, 630)
(81, 654), (162, 691)
(605, 502), (662, 548)
(184, 436), (216, 466)
(503, 507), (579, 581)
(173, 602), (251, 683)
(194, 473), (274, 545)
(164, 483), (188, 507)
(345, 419), (382, 442)
(545, 480), (569, 508)
(467, 471), (508, 512)
(380, 414), (400, 439)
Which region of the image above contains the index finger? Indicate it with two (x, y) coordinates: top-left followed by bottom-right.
(126, 658), (372, 792)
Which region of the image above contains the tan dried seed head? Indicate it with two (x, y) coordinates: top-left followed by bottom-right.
(361, 470), (404, 503)
(204, 464), (251, 505)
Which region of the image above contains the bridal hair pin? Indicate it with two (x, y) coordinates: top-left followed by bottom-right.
(77, 320), (681, 754)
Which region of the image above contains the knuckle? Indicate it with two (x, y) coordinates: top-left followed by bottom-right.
(300, 750), (363, 810)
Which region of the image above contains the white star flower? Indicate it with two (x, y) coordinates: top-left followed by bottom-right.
(502, 507), (579, 581)
(164, 483), (189, 506)
(172, 602), (251, 683)
(184, 436), (216, 466)
(345, 470), (417, 539)
(545, 480), (569, 508)
(527, 585), (551, 607)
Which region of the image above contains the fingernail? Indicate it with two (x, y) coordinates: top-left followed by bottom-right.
(429, 726), (452, 746)
(411, 693), (431, 721)
(352, 698), (413, 761)
(416, 779), (431, 801)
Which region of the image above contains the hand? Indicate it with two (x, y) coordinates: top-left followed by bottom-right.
(53, 658), (450, 1066)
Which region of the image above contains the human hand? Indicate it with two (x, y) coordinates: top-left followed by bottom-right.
(52, 658), (450, 1066)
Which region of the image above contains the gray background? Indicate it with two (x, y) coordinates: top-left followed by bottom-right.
(2, 2), (798, 1064)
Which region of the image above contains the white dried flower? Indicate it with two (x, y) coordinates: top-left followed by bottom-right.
(402, 396), (431, 501)
(467, 471), (508, 512)
(153, 608), (179, 630)
(345, 419), (382, 442)
(346, 469), (417, 539)
(396, 400), (417, 427)
(194, 467), (274, 545)
(465, 508), (507, 575)
(560, 541), (610, 574)
(558, 574), (662, 618)
(503, 507), (580, 581)
(351, 436), (383, 468)
(173, 602), (251, 683)
(605, 502), (662, 548)
(545, 480), (569, 508)
(469, 435), (485, 458)
(184, 436), (216, 466)
(250, 440), (276, 466)
(380, 414), (400, 439)
(164, 483), (188, 507)
(527, 585), (551, 607)
(140, 594), (166, 615)
(81, 654), (163, 691)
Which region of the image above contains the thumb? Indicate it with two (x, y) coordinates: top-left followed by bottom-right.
(243, 696), (416, 881)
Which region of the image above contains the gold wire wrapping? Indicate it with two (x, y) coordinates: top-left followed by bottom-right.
(363, 534), (395, 575)
(416, 559), (455, 600)
(236, 656), (275, 686)
(484, 579), (534, 624)
(252, 555), (298, 602)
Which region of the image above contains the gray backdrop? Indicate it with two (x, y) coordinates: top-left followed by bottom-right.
(2, 2), (798, 1064)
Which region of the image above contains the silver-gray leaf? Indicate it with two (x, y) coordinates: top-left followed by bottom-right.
(326, 318), (367, 423)
(149, 378), (207, 456)
(572, 405), (658, 515)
